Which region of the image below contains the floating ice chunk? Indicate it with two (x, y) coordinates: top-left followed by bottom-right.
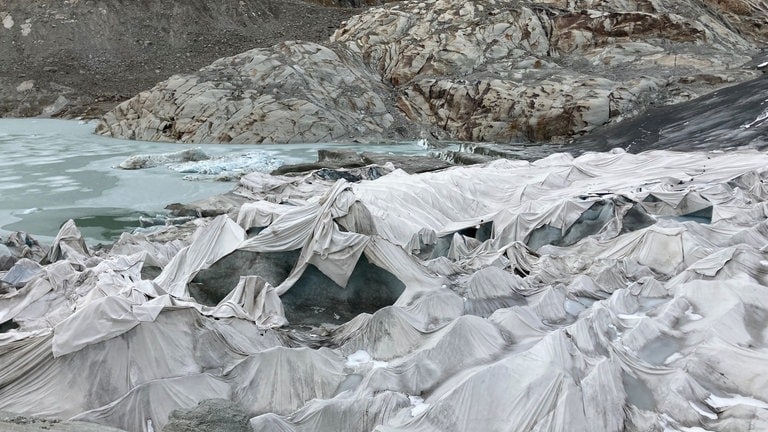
(118, 147), (210, 169)
(409, 395), (429, 417)
(706, 394), (768, 409)
(345, 350), (388, 369)
(689, 401), (717, 420)
(168, 151), (284, 179)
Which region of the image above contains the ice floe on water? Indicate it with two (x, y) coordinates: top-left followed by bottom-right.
(117, 147), (210, 169)
(119, 147), (286, 180)
(168, 151), (285, 179)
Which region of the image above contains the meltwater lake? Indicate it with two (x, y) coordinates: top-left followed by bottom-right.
(0, 119), (427, 243)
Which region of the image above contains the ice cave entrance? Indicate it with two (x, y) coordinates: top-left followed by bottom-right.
(192, 250), (405, 326)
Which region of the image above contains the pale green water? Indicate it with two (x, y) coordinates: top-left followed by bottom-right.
(0, 119), (426, 243)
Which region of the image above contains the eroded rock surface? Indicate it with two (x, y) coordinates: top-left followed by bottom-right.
(333, 0), (765, 142)
(96, 41), (418, 144)
(98, 0), (766, 144)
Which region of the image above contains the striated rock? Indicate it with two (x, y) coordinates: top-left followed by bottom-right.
(574, 74), (768, 153)
(96, 41), (417, 144)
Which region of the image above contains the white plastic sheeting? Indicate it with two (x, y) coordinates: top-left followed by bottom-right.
(2, 149), (768, 431)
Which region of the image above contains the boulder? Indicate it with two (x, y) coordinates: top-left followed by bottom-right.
(0, 412), (128, 432)
(162, 399), (251, 432)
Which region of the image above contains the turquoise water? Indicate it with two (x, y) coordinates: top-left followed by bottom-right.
(0, 119), (426, 243)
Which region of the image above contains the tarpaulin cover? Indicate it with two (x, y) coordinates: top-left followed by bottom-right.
(2, 149), (768, 431)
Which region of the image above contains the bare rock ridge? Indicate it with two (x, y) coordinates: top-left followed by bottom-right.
(97, 41), (420, 144)
(96, 0), (768, 144)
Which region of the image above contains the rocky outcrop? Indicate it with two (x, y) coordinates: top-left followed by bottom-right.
(96, 41), (418, 143)
(98, 0), (767, 144)
(332, 0), (764, 142)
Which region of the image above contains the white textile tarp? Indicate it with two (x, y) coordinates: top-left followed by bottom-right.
(154, 215), (245, 297)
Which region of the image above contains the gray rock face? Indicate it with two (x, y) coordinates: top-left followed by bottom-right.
(96, 41), (414, 144)
(98, 0), (766, 144)
(332, 0), (763, 142)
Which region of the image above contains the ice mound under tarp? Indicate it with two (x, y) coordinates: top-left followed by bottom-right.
(3, 149), (768, 431)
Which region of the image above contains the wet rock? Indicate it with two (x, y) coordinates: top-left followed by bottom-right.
(0, 411), (127, 432)
(272, 149), (454, 176)
(573, 74), (768, 153)
(163, 399), (250, 432)
(361, 152), (454, 173)
(166, 192), (250, 218)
